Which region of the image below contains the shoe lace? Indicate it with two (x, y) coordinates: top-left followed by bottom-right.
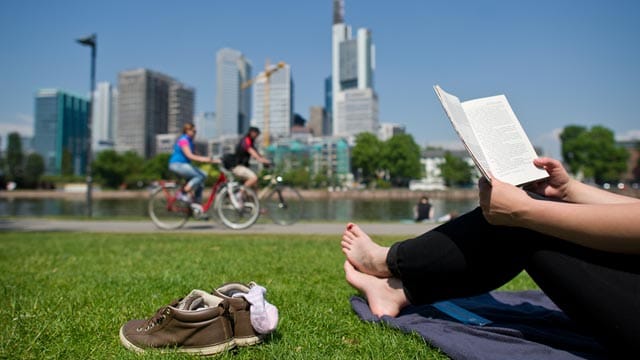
(136, 306), (172, 332)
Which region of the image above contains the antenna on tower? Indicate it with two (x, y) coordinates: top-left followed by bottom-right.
(333, 0), (344, 24)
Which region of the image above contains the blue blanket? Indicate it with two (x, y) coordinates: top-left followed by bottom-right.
(350, 290), (608, 360)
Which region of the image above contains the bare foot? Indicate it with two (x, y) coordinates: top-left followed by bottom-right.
(341, 223), (392, 277)
(344, 261), (408, 317)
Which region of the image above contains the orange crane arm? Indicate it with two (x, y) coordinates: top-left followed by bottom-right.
(241, 61), (285, 89)
(240, 60), (286, 147)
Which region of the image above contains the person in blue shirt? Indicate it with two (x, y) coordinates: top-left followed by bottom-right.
(168, 123), (219, 212)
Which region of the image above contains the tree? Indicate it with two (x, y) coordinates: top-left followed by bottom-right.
(6, 132), (24, 185)
(312, 166), (330, 189)
(560, 125), (628, 184)
(92, 150), (124, 188)
(560, 125), (588, 175)
(284, 166), (311, 189)
(92, 150), (141, 189)
(381, 133), (422, 186)
(143, 153), (174, 180)
(0, 152), (6, 189)
(439, 152), (474, 187)
(121, 151), (148, 188)
(23, 153), (45, 188)
(61, 149), (74, 176)
(351, 132), (383, 184)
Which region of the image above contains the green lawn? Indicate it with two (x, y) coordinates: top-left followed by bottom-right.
(0, 232), (536, 359)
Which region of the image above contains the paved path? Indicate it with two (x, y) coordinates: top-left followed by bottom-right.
(0, 218), (438, 237)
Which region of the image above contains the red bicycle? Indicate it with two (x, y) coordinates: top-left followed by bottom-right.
(148, 166), (260, 230)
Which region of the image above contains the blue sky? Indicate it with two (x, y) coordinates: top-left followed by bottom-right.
(1, 0), (639, 159)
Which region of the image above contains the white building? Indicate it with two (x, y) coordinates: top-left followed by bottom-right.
(418, 149), (479, 189)
(334, 88), (378, 138)
(378, 123), (405, 141)
(92, 82), (118, 153)
(251, 63), (293, 142)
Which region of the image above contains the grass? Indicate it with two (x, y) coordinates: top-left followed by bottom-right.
(0, 232), (537, 359)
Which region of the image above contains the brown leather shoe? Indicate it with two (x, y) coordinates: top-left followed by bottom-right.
(213, 283), (264, 346)
(119, 290), (235, 355)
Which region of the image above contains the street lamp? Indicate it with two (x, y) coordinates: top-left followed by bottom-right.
(76, 33), (96, 217)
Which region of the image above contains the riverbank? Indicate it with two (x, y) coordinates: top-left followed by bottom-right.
(2, 186), (637, 200)
(0, 188), (479, 200)
(0, 218), (438, 235)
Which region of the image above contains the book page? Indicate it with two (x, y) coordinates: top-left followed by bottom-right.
(461, 95), (549, 186)
(433, 85), (492, 180)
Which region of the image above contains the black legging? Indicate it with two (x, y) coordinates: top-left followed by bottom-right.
(386, 207), (640, 352)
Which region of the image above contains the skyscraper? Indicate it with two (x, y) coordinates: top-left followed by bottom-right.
(215, 48), (252, 137)
(116, 68), (194, 158)
(331, 0), (348, 132)
(324, 76), (333, 135)
(92, 82), (118, 153)
(308, 106), (329, 136)
(194, 111), (216, 140)
(252, 63), (293, 141)
(331, 0), (378, 138)
(168, 82), (195, 134)
(33, 89), (89, 175)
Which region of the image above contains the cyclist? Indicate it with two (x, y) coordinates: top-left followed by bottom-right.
(168, 122), (219, 214)
(224, 126), (271, 188)
(222, 126), (271, 208)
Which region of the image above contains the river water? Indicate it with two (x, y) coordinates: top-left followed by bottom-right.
(0, 197), (479, 222)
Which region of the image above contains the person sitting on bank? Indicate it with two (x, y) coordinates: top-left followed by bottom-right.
(414, 195), (434, 222)
(341, 156), (640, 355)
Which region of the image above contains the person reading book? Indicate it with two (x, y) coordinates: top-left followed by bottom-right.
(341, 157), (640, 354)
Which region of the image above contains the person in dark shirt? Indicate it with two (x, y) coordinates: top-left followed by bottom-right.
(229, 126), (271, 190)
(414, 195), (434, 222)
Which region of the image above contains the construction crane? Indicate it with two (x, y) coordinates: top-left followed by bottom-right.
(241, 59), (286, 147)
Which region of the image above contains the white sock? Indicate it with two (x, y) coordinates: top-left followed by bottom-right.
(233, 284), (279, 334)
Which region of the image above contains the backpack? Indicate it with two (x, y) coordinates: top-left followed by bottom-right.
(222, 153), (237, 169)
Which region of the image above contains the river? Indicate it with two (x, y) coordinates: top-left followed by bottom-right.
(0, 189), (479, 222)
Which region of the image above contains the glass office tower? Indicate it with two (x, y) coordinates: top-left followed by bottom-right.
(215, 48), (252, 136)
(33, 89), (89, 175)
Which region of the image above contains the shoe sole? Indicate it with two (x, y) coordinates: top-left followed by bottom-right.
(235, 334), (264, 347)
(119, 325), (236, 355)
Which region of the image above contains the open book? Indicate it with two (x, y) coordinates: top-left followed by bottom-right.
(433, 85), (549, 186)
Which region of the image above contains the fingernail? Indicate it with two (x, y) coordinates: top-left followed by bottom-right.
(347, 224), (353, 230)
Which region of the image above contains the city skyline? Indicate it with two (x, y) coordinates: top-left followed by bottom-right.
(1, 0), (639, 159)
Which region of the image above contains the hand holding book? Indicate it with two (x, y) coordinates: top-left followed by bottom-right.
(433, 85), (549, 186)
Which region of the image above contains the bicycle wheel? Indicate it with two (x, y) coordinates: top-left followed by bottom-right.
(148, 186), (190, 230)
(263, 185), (304, 225)
(214, 185), (260, 230)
